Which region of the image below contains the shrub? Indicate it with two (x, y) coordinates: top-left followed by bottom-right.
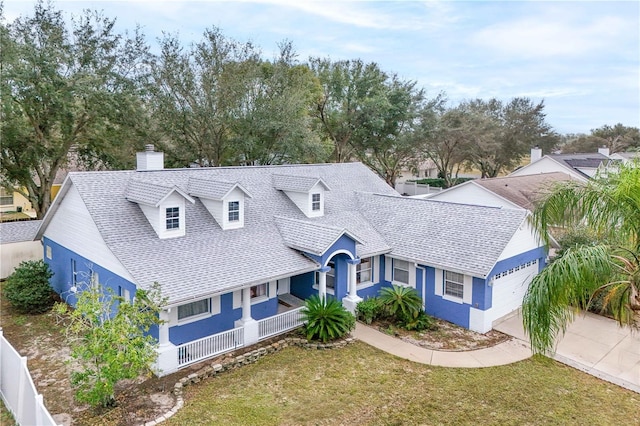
(401, 311), (437, 331)
(3, 260), (54, 313)
(301, 295), (355, 343)
(378, 285), (422, 321)
(356, 297), (382, 324)
(409, 177), (474, 188)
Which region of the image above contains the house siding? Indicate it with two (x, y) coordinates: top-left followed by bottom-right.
(424, 266), (471, 328)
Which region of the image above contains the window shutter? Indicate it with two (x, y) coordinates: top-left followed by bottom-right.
(409, 263), (416, 288)
(463, 275), (473, 304)
(385, 256), (392, 282)
(434, 269), (443, 296)
(371, 256), (377, 283)
(233, 290), (241, 309)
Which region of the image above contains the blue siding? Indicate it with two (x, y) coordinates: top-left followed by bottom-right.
(472, 277), (491, 310)
(43, 237), (136, 308)
(169, 293), (240, 345)
(488, 246), (547, 279)
(290, 271), (315, 300)
(424, 266), (471, 328)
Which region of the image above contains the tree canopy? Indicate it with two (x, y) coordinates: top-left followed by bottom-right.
(523, 161), (640, 354)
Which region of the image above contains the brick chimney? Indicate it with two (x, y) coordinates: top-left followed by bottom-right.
(136, 144), (164, 171)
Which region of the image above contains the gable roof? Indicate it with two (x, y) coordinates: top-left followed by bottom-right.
(187, 178), (253, 200)
(275, 216), (363, 256)
(272, 174), (331, 192)
(0, 220), (42, 244)
(473, 172), (574, 211)
(125, 179), (195, 207)
(357, 194), (528, 278)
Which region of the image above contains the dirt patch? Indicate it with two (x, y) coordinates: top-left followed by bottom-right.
(370, 318), (510, 351)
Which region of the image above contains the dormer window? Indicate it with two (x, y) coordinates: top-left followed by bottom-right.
(166, 207), (180, 230)
(228, 201), (240, 222)
(312, 193), (321, 211)
(272, 174), (330, 218)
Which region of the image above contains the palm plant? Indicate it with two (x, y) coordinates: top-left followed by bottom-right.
(300, 295), (355, 343)
(378, 284), (423, 321)
(523, 161), (640, 354)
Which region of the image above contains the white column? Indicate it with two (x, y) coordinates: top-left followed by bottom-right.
(342, 258), (363, 314)
(159, 309), (170, 346)
(318, 267), (329, 299)
(242, 287), (252, 321)
(349, 261), (358, 298)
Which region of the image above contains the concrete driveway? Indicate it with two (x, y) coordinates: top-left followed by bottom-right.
(494, 310), (640, 393)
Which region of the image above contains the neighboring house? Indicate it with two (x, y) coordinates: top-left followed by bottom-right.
(423, 172), (576, 211)
(609, 151), (640, 164)
(0, 187), (34, 216)
(0, 220), (43, 279)
(35, 146), (546, 375)
(509, 147), (612, 181)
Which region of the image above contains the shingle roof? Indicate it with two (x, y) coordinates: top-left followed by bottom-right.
(275, 217), (363, 256)
(188, 178), (252, 200)
(44, 163), (396, 305)
(474, 172), (575, 210)
(547, 153), (610, 177)
(357, 194), (528, 278)
(272, 174), (331, 192)
(0, 220), (42, 244)
(125, 179), (194, 207)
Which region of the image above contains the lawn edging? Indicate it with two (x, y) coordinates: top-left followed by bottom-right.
(142, 335), (356, 426)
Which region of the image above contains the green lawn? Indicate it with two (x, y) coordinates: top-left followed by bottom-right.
(166, 342), (639, 426)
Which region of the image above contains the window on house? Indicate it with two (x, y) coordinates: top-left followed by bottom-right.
(393, 259), (409, 284)
(166, 207), (180, 230)
(0, 188), (13, 206)
(250, 283), (268, 299)
(71, 259), (77, 286)
(228, 201), (240, 222)
(46, 245), (52, 260)
(178, 298), (210, 320)
(444, 271), (464, 299)
(315, 262), (335, 289)
(311, 193), (321, 211)
(119, 286), (131, 303)
(357, 257), (372, 284)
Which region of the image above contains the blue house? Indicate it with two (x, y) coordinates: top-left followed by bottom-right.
(35, 146), (546, 375)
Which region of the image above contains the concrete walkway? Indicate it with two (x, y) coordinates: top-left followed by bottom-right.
(494, 310), (640, 393)
(352, 322), (531, 368)
(353, 311), (640, 393)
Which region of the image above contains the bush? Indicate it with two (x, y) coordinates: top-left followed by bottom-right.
(409, 177), (474, 188)
(3, 260), (54, 313)
(378, 285), (423, 322)
(356, 297), (382, 324)
(301, 295), (355, 343)
(401, 311), (437, 331)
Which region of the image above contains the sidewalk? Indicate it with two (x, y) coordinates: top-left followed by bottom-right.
(352, 322), (531, 368)
(353, 311), (640, 393)
(494, 310), (640, 393)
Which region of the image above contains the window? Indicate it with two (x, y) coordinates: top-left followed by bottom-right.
(71, 259), (77, 286)
(0, 188), (13, 206)
(444, 271), (464, 299)
(250, 283), (267, 299)
(119, 286), (131, 302)
(315, 262), (335, 290)
(166, 207), (180, 230)
(46, 245), (52, 260)
(393, 259), (409, 284)
(178, 299), (210, 320)
(357, 257), (372, 284)
(228, 201), (240, 222)
(311, 193), (321, 211)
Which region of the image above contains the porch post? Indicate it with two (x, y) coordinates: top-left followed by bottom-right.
(240, 287), (259, 346)
(318, 266), (331, 299)
(158, 309), (170, 346)
(342, 258), (363, 314)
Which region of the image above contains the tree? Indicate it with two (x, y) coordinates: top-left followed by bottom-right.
(562, 124), (640, 154)
(54, 278), (165, 407)
(0, 1), (150, 218)
(149, 27), (259, 167)
(309, 58), (389, 163)
(523, 161), (640, 354)
(460, 98), (559, 177)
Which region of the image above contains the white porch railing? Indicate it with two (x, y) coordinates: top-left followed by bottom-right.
(176, 327), (244, 367)
(258, 307), (305, 340)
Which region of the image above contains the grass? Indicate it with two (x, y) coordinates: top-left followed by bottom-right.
(165, 342), (639, 426)
(0, 399), (17, 426)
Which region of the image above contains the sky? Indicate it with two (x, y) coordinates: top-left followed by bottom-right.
(4, 0), (640, 135)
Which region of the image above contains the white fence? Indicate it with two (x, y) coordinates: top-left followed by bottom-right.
(395, 181), (443, 196)
(176, 327), (244, 368)
(0, 329), (60, 426)
(258, 307), (304, 340)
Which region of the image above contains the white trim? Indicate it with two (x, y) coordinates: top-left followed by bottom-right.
(323, 249), (355, 266)
(171, 296), (221, 326)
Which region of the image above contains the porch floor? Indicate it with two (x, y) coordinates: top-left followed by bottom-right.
(277, 293), (305, 313)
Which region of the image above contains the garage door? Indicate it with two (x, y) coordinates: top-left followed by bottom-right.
(490, 259), (539, 324)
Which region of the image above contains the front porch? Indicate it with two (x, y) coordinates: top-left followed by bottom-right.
(156, 301), (306, 375)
